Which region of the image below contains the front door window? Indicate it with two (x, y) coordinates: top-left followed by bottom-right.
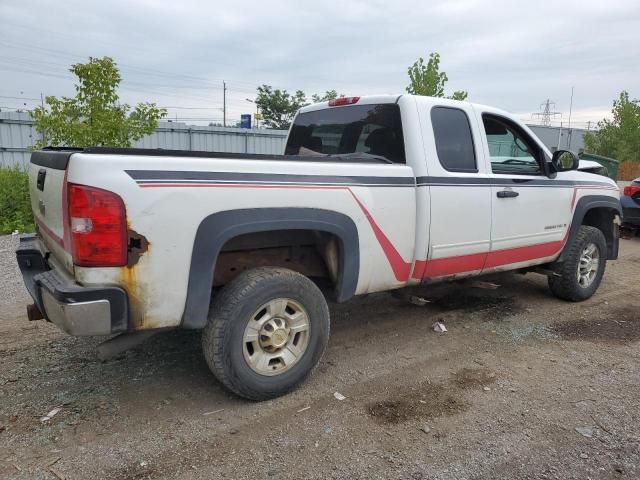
(483, 115), (541, 175)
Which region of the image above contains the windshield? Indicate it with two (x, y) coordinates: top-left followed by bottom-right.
(285, 104), (406, 164)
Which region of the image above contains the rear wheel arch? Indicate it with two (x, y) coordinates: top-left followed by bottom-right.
(181, 208), (359, 329)
(558, 195), (621, 262)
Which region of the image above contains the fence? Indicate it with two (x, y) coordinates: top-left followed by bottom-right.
(1, 110), (592, 168)
(0, 111), (289, 167)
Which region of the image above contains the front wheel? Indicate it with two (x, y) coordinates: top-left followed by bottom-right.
(548, 225), (607, 302)
(202, 267), (330, 400)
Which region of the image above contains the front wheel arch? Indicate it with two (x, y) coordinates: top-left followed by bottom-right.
(549, 225), (607, 301)
(558, 196), (621, 263)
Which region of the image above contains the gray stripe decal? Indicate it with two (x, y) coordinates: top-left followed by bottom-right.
(125, 170), (614, 189)
(126, 170), (415, 186)
(416, 176), (614, 188)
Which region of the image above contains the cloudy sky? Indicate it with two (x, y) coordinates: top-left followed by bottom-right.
(1, 0), (638, 128)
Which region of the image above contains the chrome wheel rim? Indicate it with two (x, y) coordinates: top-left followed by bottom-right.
(577, 243), (600, 288)
(242, 298), (310, 376)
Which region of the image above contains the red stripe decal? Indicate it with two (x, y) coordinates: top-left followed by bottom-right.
(136, 182), (615, 283)
(484, 240), (562, 269)
(570, 188), (577, 210)
(35, 217), (65, 248)
(347, 190), (412, 282)
(412, 260), (428, 279)
(424, 252), (487, 278)
(140, 183), (345, 190)
(141, 182), (413, 281)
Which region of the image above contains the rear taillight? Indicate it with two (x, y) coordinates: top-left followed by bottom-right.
(328, 96), (360, 107)
(68, 183), (127, 267)
(623, 184), (640, 197)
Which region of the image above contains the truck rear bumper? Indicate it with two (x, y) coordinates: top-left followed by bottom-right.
(15, 235), (129, 336)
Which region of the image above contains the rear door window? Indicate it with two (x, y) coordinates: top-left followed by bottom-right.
(285, 104), (406, 164)
(430, 107), (477, 173)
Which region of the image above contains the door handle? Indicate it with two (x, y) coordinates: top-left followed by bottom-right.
(497, 190), (519, 198)
(37, 169), (46, 191)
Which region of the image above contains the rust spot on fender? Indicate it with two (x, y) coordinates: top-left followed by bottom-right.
(127, 228), (150, 266)
(118, 227), (152, 330)
(120, 264), (142, 329)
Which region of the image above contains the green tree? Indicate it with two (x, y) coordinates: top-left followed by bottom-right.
(311, 90), (343, 103)
(32, 57), (166, 148)
(255, 85), (308, 130)
(583, 91), (640, 161)
(406, 52), (468, 101)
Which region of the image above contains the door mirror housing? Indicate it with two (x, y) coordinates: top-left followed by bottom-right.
(551, 150), (579, 172)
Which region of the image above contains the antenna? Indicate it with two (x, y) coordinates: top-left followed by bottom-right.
(567, 87), (574, 130)
(532, 99), (561, 126)
(223, 81), (227, 127)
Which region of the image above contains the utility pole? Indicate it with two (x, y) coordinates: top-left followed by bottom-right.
(40, 92), (46, 145)
(556, 121), (563, 151)
(567, 87), (574, 149)
(586, 120), (592, 131)
(567, 87), (574, 130)
(223, 81), (227, 127)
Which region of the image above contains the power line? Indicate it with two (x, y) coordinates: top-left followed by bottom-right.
(0, 33), (260, 88)
(0, 64), (73, 81)
(0, 55), (256, 95)
(0, 106), (35, 110)
(158, 105), (224, 110)
(0, 39), (259, 90)
(0, 94), (41, 101)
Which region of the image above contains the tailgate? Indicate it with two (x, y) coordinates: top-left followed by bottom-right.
(29, 150), (78, 273)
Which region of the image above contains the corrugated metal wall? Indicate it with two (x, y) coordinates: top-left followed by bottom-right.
(0, 112), (40, 167)
(0, 112), (288, 167)
(137, 122), (288, 154)
(0, 110), (592, 168)
(528, 125), (590, 153)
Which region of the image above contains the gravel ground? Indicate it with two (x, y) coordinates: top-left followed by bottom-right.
(1, 235), (639, 480)
(0, 235), (30, 307)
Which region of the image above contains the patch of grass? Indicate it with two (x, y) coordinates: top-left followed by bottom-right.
(0, 165), (34, 234)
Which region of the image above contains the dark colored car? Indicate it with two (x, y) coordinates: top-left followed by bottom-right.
(621, 178), (640, 226)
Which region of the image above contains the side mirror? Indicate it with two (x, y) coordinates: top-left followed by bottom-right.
(551, 150), (579, 172)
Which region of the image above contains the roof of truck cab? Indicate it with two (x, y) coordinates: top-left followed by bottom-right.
(298, 94), (514, 119)
(298, 94), (403, 113)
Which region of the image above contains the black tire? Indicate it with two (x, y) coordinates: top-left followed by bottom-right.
(202, 267), (330, 401)
(548, 225), (607, 302)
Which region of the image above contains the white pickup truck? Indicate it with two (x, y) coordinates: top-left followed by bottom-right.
(17, 95), (621, 400)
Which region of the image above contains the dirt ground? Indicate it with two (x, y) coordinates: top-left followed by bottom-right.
(1, 237), (639, 480)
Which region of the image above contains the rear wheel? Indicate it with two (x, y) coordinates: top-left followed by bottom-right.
(548, 225), (607, 301)
(202, 267), (329, 400)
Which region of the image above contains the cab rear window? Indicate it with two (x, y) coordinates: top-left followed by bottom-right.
(285, 104), (406, 164)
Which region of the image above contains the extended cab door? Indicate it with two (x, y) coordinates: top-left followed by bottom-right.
(414, 98), (492, 280)
(474, 108), (574, 270)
